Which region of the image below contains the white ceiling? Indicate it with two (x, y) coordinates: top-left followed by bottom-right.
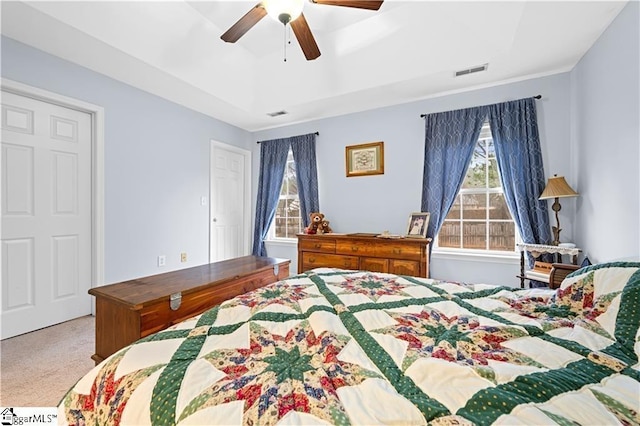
(1, 1), (627, 131)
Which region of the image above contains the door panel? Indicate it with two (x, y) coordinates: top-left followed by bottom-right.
(2, 238), (34, 309)
(361, 257), (389, 273)
(2, 144), (34, 215)
(1, 91), (92, 338)
(52, 235), (79, 298)
(389, 259), (420, 276)
(210, 142), (250, 262)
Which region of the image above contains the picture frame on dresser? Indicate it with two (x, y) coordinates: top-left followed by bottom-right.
(406, 212), (430, 238)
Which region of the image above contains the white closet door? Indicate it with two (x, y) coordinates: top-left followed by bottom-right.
(1, 91), (92, 339)
(210, 142), (250, 262)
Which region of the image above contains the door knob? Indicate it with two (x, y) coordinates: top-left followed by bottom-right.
(213, 218), (217, 222)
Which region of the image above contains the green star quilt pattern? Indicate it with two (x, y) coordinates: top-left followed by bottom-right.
(59, 262), (640, 425)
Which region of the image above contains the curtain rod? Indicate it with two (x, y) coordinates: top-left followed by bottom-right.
(256, 131), (319, 144)
(419, 95), (542, 118)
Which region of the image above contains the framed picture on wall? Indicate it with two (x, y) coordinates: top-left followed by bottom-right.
(405, 212), (430, 238)
(345, 141), (384, 177)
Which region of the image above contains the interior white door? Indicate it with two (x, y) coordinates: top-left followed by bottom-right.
(210, 142), (250, 262)
(1, 91), (92, 339)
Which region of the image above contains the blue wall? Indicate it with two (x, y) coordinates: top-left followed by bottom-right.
(1, 36), (252, 283)
(571, 1), (640, 262)
(257, 73), (574, 285)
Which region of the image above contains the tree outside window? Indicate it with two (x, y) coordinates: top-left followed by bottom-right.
(438, 122), (516, 252)
(271, 149), (302, 239)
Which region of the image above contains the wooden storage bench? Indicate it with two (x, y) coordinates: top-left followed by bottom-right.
(89, 255), (290, 363)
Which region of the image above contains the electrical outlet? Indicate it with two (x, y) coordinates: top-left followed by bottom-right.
(158, 255), (166, 267)
(180, 252), (187, 263)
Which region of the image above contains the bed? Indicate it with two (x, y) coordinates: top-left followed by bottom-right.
(59, 262), (640, 425)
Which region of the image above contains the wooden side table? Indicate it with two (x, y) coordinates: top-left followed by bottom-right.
(517, 243), (581, 288)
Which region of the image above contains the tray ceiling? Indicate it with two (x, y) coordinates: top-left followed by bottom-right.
(1, 1), (627, 131)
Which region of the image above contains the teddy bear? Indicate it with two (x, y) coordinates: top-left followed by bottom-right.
(318, 219), (333, 234)
(305, 212), (324, 234)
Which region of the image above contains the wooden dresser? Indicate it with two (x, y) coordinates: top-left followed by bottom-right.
(89, 256), (290, 364)
(297, 233), (430, 278)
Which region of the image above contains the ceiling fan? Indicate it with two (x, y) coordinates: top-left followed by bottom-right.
(220, 0), (384, 61)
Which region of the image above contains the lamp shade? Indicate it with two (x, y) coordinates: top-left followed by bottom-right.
(265, 0), (304, 24)
(539, 175), (579, 200)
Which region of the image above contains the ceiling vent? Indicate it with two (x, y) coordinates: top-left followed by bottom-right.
(267, 110), (288, 117)
(455, 63), (488, 77)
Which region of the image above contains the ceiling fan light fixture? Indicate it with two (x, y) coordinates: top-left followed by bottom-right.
(222, 0), (383, 61)
(265, 0), (305, 25)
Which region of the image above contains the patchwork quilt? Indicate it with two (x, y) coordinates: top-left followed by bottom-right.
(59, 262), (640, 425)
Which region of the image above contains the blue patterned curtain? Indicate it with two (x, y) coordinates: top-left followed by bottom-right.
(421, 106), (488, 245)
(290, 133), (319, 227)
(488, 98), (552, 264)
(252, 133), (320, 256)
(252, 139), (290, 256)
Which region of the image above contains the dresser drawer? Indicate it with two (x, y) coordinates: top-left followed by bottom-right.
(335, 240), (422, 260)
(360, 257), (389, 273)
(374, 242), (423, 260)
(389, 259), (420, 276)
(301, 252), (358, 271)
(299, 238), (336, 253)
(335, 241), (375, 256)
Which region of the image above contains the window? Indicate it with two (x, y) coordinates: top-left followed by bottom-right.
(437, 122), (517, 252)
(270, 149), (302, 239)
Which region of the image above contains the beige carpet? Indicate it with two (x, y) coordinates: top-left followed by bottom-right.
(0, 315), (95, 407)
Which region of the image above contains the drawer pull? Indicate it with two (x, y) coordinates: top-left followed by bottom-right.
(351, 247), (359, 252)
(309, 257), (316, 263)
(393, 248), (402, 254)
(314, 243), (322, 249)
(273, 264), (279, 276)
(170, 292), (182, 311)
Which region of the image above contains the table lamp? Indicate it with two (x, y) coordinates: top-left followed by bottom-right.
(539, 175), (579, 246)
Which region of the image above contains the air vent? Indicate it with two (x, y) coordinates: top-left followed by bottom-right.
(455, 63), (488, 77)
(267, 110), (288, 117)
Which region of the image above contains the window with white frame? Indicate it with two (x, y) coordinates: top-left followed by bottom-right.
(437, 121), (517, 252)
(269, 148), (302, 240)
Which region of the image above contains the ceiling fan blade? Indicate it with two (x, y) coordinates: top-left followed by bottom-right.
(310, 0), (383, 11)
(291, 13), (321, 60)
(220, 3), (267, 43)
